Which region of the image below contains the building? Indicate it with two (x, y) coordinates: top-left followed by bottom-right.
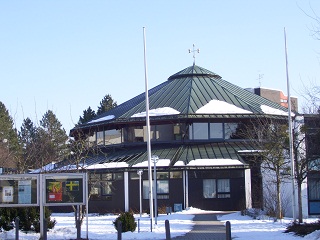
(304, 114), (320, 215)
(64, 64), (296, 214)
(246, 87), (298, 112)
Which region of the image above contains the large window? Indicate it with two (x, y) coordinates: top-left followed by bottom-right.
(190, 122), (223, 140)
(89, 173), (123, 200)
(203, 179), (230, 199)
(189, 122), (245, 140)
(143, 178), (169, 199)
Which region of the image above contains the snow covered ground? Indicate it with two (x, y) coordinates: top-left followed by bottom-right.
(0, 208), (319, 240)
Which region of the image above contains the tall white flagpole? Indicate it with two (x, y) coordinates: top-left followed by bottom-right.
(284, 27), (296, 221)
(143, 27), (154, 229)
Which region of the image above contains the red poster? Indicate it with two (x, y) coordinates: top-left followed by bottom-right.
(48, 181), (62, 202)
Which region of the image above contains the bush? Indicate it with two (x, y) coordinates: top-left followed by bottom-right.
(0, 207), (56, 233)
(285, 220), (320, 236)
(0, 208), (17, 231)
(113, 212), (137, 233)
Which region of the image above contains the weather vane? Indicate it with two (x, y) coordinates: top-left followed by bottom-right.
(188, 44), (200, 64)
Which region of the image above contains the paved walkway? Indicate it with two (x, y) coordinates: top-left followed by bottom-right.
(172, 212), (227, 240)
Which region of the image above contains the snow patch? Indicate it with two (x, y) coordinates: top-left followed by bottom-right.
(86, 162), (129, 169)
(187, 158), (244, 166)
(260, 105), (292, 116)
(132, 159), (171, 167)
(131, 107), (180, 118)
(88, 115), (115, 123)
(196, 100), (253, 114)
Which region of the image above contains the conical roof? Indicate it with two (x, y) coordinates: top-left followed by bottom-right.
(74, 64), (289, 129)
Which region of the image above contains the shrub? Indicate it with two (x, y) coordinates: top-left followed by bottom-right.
(0, 208), (17, 231)
(0, 207), (56, 233)
(285, 220), (320, 236)
(113, 212), (137, 233)
(32, 207), (57, 233)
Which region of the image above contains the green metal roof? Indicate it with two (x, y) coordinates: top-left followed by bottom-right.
(80, 142), (254, 168)
(72, 64), (289, 132)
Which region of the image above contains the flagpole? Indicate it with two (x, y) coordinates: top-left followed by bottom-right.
(143, 27), (154, 229)
(284, 27), (296, 221)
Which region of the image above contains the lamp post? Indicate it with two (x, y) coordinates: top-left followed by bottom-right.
(137, 169), (143, 217)
(152, 155), (159, 225)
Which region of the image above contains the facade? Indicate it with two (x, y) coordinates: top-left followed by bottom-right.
(64, 64), (295, 214)
(304, 114), (320, 215)
(246, 87), (298, 112)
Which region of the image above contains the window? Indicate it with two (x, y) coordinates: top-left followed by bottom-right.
(217, 179), (230, 198)
(203, 179), (216, 198)
(105, 129), (122, 145)
(90, 182), (100, 196)
(143, 179), (169, 199)
(210, 123), (223, 139)
(157, 180), (169, 194)
(143, 180), (150, 199)
(203, 179), (230, 199)
(157, 172), (169, 179)
(192, 123), (208, 140)
(102, 181), (113, 195)
(89, 173), (123, 199)
(170, 171), (182, 178)
(309, 158), (320, 171)
(224, 123), (238, 139)
(309, 179), (320, 200)
(190, 122), (225, 140)
(97, 131), (104, 145)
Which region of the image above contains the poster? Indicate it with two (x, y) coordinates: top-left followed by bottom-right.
(66, 180), (79, 191)
(18, 180), (32, 204)
(3, 186), (13, 202)
(47, 181), (62, 202)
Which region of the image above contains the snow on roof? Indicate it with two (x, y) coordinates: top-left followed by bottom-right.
(88, 115), (115, 123)
(187, 159), (244, 166)
(86, 162), (129, 169)
(260, 105), (293, 116)
(132, 159), (171, 167)
(237, 150), (264, 153)
(173, 160), (185, 166)
(131, 107), (180, 118)
(30, 162), (57, 173)
(196, 100), (253, 114)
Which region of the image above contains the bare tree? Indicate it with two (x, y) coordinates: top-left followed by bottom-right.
(243, 117), (291, 219)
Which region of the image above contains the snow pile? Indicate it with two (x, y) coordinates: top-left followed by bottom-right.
(131, 107), (180, 118)
(196, 100), (253, 114)
(218, 211), (319, 240)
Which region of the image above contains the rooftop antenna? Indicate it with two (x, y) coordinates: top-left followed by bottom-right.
(188, 44), (200, 65)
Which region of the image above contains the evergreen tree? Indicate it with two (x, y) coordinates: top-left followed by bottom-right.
(18, 118), (38, 171)
(96, 94), (117, 115)
(37, 110), (69, 167)
(78, 106), (96, 125)
(0, 101), (20, 171)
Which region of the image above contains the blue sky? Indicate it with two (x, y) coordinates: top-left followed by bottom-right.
(1, 0), (319, 133)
